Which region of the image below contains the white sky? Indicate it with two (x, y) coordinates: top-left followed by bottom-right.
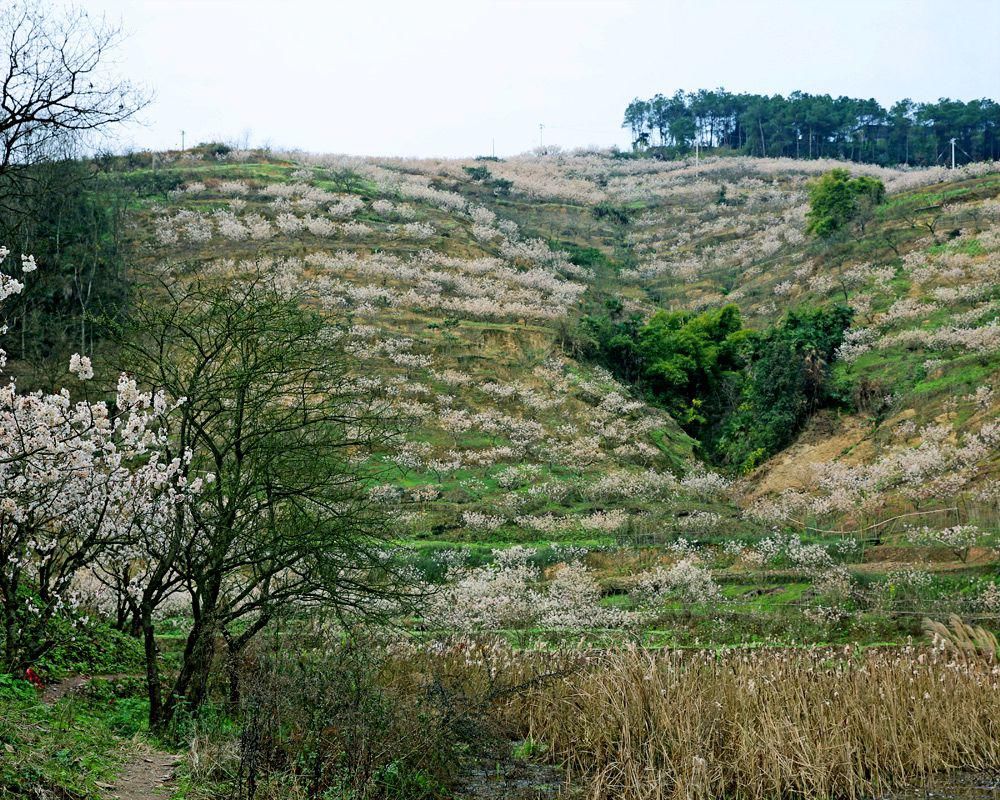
(83, 0), (1000, 158)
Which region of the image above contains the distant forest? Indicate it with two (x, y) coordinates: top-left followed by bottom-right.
(622, 90), (1000, 166)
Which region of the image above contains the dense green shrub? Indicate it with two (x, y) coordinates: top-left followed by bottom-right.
(636, 304), (748, 426)
(0, 597), (145, 679)
(712, 306), (853, 470)
(463, 165), (491, 181)
(580, 303), (749, 426)
(806, 168), (886, 237)
(33, 621), (145, 678)
(563, 244), (611, 270)
(592, 202), (633, 225)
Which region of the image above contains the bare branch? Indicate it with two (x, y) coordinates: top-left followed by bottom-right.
(0, 0), (150, 193)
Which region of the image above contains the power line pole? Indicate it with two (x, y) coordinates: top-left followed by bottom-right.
(539, 123), (544, 148)
(949, 137), (956, 169)
(181, 129), (185, 151)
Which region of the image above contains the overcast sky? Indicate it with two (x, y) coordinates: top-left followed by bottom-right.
(84, 0), (1000, 158)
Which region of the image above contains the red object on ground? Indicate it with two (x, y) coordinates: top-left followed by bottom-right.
(25, 667), (44, 690)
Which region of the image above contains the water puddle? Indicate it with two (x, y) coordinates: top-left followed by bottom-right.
(887, 773), (1000, 799)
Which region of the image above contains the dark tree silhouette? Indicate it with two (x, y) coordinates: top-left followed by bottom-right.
(0, 1), (149, 202)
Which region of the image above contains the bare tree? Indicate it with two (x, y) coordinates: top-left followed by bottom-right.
(0, 1), (149, 204)
(901, 205), (947, 245)
(111, 269), (418, 729)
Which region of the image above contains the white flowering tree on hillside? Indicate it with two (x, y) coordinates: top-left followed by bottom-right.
(0, 247), (196, 672)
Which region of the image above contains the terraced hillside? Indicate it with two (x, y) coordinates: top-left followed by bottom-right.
(118, 152), (728, 559)
(110, 150), (999, 543)
(75, 147), (996, 649)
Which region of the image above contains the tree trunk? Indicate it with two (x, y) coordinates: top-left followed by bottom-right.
(222, 630), (241, 711)
(141, 608), (165, 730)
(163, 613), (218, 726)
(2, 594), (16, 671)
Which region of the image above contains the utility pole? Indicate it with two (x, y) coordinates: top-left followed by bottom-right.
(949, 137), (956, 169)
(181, 129), (185, 151)
(695, 138), (700, 163)
(539, 123), (544, 148)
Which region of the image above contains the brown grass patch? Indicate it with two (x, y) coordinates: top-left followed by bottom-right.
(485, 644), (1000, 800)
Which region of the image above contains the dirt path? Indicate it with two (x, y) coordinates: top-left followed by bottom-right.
(41, 673), (135, 704)
(40, 674), (181, 800)
(103, 744), (180, 800)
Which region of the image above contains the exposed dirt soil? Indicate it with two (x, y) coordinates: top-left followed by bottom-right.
(40, 674), (181, 800)
(105, 744), (180, 800)
(743, 411), (874, 500)
(41, 673), (135, 704)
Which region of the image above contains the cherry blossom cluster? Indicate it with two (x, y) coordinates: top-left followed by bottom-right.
(304, 249), (586, 322)
(0, 249), (210, 666)
(836, 224), (1000, 363)
(906, 524), (988, 563)
(513, 509), (630, 535)
(632, 557), (721, 604)
(426, 545), (636, 631)
(747, 417), (1000, 524)
(584, 469), (678, 501)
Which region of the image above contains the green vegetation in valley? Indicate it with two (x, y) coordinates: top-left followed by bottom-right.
(577, 302), (853, 470)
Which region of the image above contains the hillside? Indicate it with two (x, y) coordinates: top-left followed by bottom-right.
(6, 5), (1000, 798)
(105, 151), (718, 557)
(97, 149), (1000, 551)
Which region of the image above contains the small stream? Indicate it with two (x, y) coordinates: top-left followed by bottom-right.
(888, 773), (1000, 799)
(455, 757), (1000, 800)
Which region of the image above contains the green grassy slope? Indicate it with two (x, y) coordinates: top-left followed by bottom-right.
(99, 149), (1000, 542)
(101, 151), (742, 554)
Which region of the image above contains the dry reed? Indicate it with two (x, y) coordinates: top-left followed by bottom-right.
(460, 642), (1000, 800)
(402, 643), (1000, 800)
(923, 614), (999, 662)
